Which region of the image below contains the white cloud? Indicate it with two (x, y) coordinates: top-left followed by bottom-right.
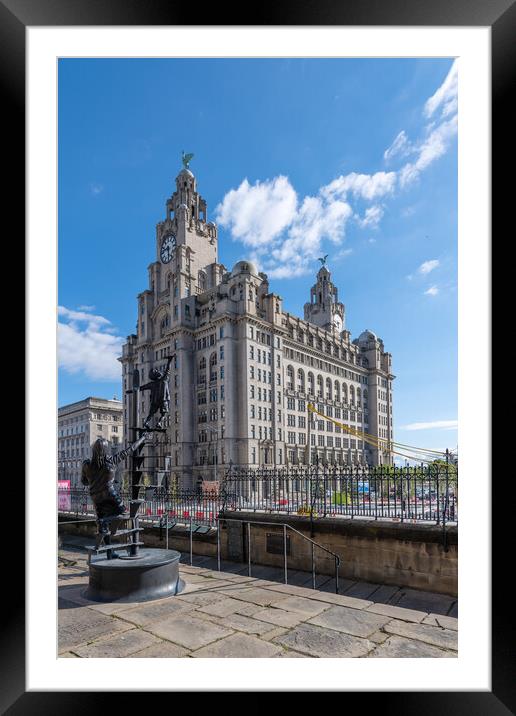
(403, 419), (458, 431)
(58, 305), (124, 381)
(77, 304), (96, 312)
(424, 285), (439, 296)
(399, 115), (458, 188)
(424, 60), (458, 120)
(384, 130), (413, 162)
(322, 171), (397, 202)
(217, 177), (353, 279)
(418, 259), (440, 275)
(216, 62), (457, 278)
(215, 176), (297, 248)
(356, 205), (384, 228)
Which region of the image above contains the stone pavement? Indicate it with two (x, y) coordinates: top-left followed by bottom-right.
(58, 545), (458, 659)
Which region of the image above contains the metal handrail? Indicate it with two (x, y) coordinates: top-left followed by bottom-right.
(217, 516), (341, 594)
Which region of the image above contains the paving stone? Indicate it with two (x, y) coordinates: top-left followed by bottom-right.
(180, 578), (235, 595)
(383, 619), (458, 651)
(271, 595), (331, 617)
(219, 586), (291, 606)
(175, 591), (230, 607)
(197, 597), (253, 618)
(260, 627), (290, 642)
(191, 632), (283, 658)
(200, 571), (255, 584)
(118, 598), (195, 626)
(58, 606), (132, 652)
(365, 603), (427, 623)
(307, 605), (389, 638)
(343, 582), (381, 600)
(320, 578), (356, 594)
(448, 602), (458, 618)
(234, 603), (263, 617)
(58, 573), (89, 587)
(265, 583), (372, 610)
(58, 585), (94, 607)
(145, 613), (234, 650)
(390, 589), (454, 616)
(87, 600), (144, 616)
(260, 583), (321, 598)
(247, 565), (285, 581)
(128, 641), (190, 658)
(370, 635), (456, 658)
(422, 614), (459, 631)
(73, 628), (161, 658)
(368, 584), (401, 604)
(369, 631), (390, 644)
(251, 607), (305, 628)
(215, 613), (276, 635)
(273, 623), (375, 658)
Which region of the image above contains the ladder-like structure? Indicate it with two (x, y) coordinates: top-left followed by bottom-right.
(86, 499), (144, 564)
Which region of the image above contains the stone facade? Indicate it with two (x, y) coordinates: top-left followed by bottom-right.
(120, 166), (394, 489)
(58, 397), (124, 486)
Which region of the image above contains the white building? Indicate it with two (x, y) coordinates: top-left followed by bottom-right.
(58, 396), (124, 486)
(120, 164), (394, 489)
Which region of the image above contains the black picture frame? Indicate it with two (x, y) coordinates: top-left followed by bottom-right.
(7, 0), (510, 710)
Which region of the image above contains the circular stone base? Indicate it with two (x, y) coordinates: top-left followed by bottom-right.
(84, 548), (184, 603)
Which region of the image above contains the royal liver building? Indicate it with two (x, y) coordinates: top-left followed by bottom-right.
(120, 161), (394, 489)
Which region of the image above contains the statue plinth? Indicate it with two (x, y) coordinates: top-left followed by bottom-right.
(85, 548), (184, 602)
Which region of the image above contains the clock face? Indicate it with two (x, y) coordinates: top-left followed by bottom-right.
(160, 234), (176, 263)
(333, 315), (343, 332)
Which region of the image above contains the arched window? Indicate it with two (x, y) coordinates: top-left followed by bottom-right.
(326, 378), (332, 400)
(334, 381), (340, 402)
(350, 386), (355, 405)
(297, 369), (305, 392)
(287, 365), (294, 390)
(317, 375), (324, 397)
(363, 389), (368, 407)
(357, 387), (362, 406)
(209, 352), (217, 381)
(308, 372), (315, 396)
(342, 383), (348, 404)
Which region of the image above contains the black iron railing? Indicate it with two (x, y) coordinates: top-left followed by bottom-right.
(58, 463), (457, 527)
(220, 464), (458, 525)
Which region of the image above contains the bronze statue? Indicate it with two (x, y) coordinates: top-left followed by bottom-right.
(81, 433), (148, 520)
(141, 354), (174, 429)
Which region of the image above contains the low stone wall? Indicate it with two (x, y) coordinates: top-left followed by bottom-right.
(58, 511), (457, 596)
(219, 511), (458, 597)
(58, 516), (219, 560)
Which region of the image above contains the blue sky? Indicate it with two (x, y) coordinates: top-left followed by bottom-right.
(58, 58), (458, 454)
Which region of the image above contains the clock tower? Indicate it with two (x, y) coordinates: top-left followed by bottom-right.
(304, 263), (345, 334)
(151, 162), (219, 324)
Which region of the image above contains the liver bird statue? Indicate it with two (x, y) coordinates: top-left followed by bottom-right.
(318, 255), (329, 266)
(182, 150), (194, 169)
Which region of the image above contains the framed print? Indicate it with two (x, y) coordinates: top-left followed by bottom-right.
(4, 0), (512, 709)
